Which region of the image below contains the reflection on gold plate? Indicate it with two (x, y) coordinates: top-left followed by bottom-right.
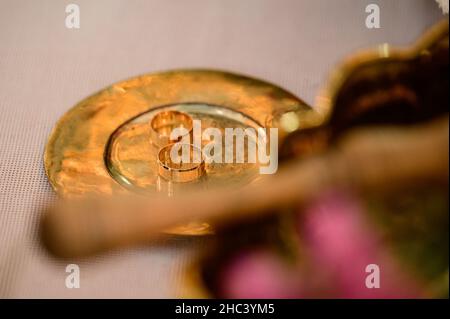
(44, 69), (314, 235)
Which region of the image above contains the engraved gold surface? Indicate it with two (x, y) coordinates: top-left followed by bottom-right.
(44, 69), (312, 235)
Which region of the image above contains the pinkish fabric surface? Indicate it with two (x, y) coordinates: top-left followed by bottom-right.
(0, 0), (445, 297)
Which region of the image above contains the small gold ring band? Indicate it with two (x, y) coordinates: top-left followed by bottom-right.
(157, 143), (205, 183)
(149, 110), (193, 147)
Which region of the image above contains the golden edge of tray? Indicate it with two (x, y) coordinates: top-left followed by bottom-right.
(315, 19), (449, 124)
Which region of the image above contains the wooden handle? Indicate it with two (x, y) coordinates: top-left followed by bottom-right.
(40, 118), (449, 258)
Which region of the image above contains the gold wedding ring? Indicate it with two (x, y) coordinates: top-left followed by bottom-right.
(150, 110), (193, 147)
(157, 143), (205, 183)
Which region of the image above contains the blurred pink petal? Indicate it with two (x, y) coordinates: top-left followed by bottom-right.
(301, 192), (424, 298)
(219, 250), (304, 299)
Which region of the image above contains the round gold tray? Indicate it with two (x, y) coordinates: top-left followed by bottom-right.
(44, 69), (313, 235)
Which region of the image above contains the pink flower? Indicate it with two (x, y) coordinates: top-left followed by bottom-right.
(218, 250), (304, 299)
(218, 192), (425, 298)
(301, 192), (424, 298)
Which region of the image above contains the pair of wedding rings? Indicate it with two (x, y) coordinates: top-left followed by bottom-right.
(150, 110), (205, 183)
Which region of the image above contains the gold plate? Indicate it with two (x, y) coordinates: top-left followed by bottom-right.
(44, 69), (313, 235)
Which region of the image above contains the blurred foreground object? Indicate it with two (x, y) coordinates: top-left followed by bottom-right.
(216, 193), (428, 298)
(184, 20), (449, 298)
(41, 116), (449, 258)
